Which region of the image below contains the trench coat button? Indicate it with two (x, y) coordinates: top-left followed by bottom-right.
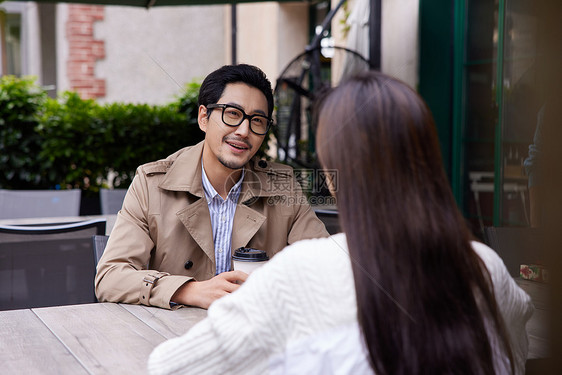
(184, 260), (193, 270)
(258, 160), (267, 168)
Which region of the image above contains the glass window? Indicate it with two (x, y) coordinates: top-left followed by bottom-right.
(459, 0), (540, 235)
(5, 13), (22, 76)
(460, 0), (500, 235)
(501, 0), (540, 227)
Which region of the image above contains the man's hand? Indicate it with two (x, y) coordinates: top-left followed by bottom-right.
(171, 271), (248, 309)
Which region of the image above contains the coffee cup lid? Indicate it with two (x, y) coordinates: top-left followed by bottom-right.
(233, 247), (269, 262)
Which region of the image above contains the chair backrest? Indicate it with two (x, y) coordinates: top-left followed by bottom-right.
(0, 219), (106, 310)
(100, 188), (128, 215)
(483, 226), (544, 277)
(314, 209), (340, 235)
(92, 234), (109, 266)
(0, 189), (82, 220)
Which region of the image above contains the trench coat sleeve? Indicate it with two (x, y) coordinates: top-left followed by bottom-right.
(94, 169), (190, 310)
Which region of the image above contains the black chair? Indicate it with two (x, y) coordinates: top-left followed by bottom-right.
(314, 209), (340, 235)
(92, 234), (109, 266)
(483, 226), (544, 278)
(0, 219), (106, 310)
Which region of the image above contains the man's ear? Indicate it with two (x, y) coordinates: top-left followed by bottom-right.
(198, 105), (208, 133)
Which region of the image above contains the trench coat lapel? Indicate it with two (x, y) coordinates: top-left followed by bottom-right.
(231, 205), (266, 250)
(237, 159), (281, 204)
(232, 164), (269, 249)
(160, 142), (214, 262)
(176, 199), (215, 264)
(159, 142), (279, 261)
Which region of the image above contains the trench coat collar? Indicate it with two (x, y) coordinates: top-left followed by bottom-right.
(158, 140), (286, 201)
(158, 141), (206, 197)
(159, 141), (292, 261)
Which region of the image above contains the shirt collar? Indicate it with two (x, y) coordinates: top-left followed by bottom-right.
(201, 162), (244, 204)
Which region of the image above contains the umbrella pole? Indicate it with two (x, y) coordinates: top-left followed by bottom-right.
(231, 3), (237, 64)
(368, 0), (381, 70)
(0, 10), (6, 75)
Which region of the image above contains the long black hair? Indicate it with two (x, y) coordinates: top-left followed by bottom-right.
(316, 71), (514, 375)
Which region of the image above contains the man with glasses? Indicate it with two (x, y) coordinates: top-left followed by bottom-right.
(95, 64), (329, 310)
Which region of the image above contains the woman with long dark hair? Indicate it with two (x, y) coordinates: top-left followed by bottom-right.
(315, 71), (532, 374)
(148, 72), (533, 375)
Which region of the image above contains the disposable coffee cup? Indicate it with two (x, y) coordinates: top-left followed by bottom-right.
(232, 247), (269, 274)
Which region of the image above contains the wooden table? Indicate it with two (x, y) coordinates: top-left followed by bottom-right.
(0, 303), (207, 374)
(0, 281), (549, 374)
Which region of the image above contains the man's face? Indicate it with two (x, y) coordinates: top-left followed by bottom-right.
(198, 82), (268, 171)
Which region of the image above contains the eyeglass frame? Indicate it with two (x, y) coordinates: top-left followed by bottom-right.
(206, 103), (273, 135)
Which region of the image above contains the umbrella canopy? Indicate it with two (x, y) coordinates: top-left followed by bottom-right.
(9, 0), (300, 8)
(342, 0), (370, 77)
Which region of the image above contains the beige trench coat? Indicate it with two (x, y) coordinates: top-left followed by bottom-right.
(95, 141), (329, 309)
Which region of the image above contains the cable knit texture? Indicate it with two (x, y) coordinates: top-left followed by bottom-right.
(147, 234), (533, 375)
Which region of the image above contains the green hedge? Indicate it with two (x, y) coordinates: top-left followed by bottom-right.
(0, 76), (47, 189)
(0, 76), (204, 192)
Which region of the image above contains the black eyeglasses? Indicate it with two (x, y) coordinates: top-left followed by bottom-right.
(207, 104), (273, 135)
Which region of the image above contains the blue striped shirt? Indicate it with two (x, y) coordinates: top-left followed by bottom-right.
(201, 165), (244, 275)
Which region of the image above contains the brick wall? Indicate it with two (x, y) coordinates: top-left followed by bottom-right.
(66, 5), (106, 99)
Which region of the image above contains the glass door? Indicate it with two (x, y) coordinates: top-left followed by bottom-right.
(500, 0), (542, 227)
(453, 0), (540, 237)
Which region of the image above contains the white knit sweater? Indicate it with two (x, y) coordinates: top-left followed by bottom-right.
(147, 234), (534, 375)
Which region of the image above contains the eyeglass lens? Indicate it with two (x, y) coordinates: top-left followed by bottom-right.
(222, 106), (269, 135)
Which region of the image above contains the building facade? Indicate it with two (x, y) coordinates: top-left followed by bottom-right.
(0, 0), (419, 104)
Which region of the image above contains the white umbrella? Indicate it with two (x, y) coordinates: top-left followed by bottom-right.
(341, 0), (371, 78)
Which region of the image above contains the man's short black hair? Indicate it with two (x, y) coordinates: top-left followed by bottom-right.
(198, 64), (274, 119)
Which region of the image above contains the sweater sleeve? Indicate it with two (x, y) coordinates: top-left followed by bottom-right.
(471, 242), (535, 375)
(147, 234), (354, 375)
(147, 246), (297, 375)
(497, 266), (534, 375)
